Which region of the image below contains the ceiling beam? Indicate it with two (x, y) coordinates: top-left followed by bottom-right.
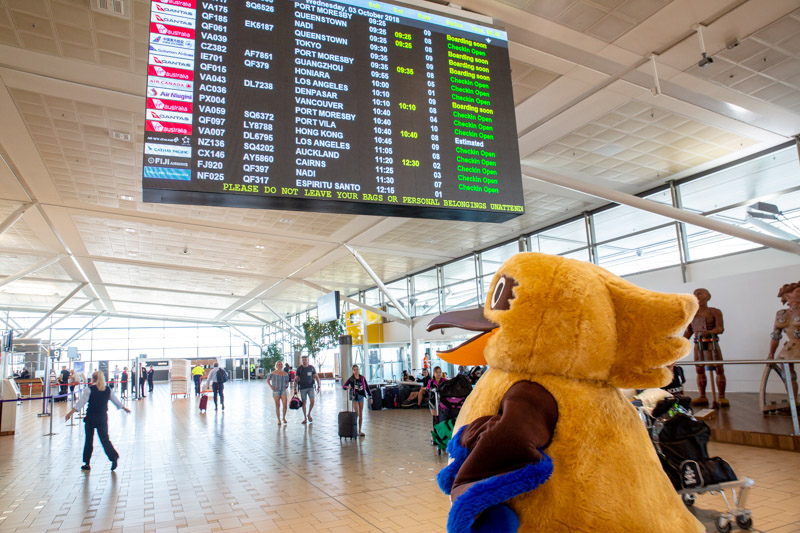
(0, 254), (65, 289)
(526, 165), (800, 256)
(0, 202), (33, 238)
(21, 282), (87, 337)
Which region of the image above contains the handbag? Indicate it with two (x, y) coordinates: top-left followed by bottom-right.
(289, 393), (303, 410)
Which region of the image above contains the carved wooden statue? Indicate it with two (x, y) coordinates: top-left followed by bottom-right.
(765, 281), (800, 408)
(683, 288), (727, 408)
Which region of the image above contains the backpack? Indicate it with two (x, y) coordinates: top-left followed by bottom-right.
(217, 367), (228, 384)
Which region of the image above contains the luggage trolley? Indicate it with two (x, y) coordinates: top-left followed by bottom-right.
(429, 388), (467, 455)
(640, 399), (756, 533)
(679, 478), (755, 532)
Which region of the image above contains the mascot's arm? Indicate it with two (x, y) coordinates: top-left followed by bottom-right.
(437, 381), (558, 533)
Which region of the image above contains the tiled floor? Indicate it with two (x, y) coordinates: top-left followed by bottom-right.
(0, 381), (798, 532)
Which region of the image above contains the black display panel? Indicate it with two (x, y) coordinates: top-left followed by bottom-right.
(142, 0), (524, 222)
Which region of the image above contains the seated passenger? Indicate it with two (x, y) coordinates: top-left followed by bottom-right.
(404, 368), (431, 407)
(19, 367), (30, 379)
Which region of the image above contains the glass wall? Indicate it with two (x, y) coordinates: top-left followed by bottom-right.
(271, 142), (800, 341)
(7, 144), (799, 370)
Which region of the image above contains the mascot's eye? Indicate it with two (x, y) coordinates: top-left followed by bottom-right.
(491, 275), (516, 310)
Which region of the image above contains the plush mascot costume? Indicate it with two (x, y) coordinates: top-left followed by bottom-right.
(428, 253), (704, 533)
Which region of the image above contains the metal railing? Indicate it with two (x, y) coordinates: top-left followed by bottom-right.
(675, 359), (800, 436)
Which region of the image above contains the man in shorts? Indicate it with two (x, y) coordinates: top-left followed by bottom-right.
(294, 355), (321, 424)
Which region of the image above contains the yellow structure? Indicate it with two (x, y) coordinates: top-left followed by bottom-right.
(346, 309), (384, 344)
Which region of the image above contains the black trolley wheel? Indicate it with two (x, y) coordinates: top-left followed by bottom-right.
(682, 494), (696, 507)
(716, 518), (731, 533)
(735, 515), (752, 530)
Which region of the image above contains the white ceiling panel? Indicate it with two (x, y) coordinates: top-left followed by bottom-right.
(0, 0), (796, 326)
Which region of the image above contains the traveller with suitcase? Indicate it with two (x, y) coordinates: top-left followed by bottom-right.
(341, 364), (372, 437)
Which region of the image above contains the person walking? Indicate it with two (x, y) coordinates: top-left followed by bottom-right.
(65, 370), (131, 471)
(294, 355), (320, 424)
(120, 367), (129, 400)
(147, 366), (154, 392)
(112, 365), (120, 390)
(191, 363), (204, 396)
(139, 365), (147, 398)
(205, 362), (227, 411)
(343, 364), (372, 437)
(267, 361), (289, 425)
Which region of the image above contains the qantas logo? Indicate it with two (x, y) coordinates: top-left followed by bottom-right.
(149, 53), (193, 70)
(153, 3), (196, 20)
(152, 12), (195, 29)
(147, 109), (192, 124)
(153, 0), (196, 9)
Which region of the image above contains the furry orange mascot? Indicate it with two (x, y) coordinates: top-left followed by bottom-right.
(428, 253), (704, 533)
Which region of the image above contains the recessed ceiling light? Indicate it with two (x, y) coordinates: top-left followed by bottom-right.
(278, 218), (293, 223)
(127, 252), (137, 257)
(255, 245), (265, 249)
(595, 144), (625, 157)
(125, 228), (137, 234)
(236, 265), (246, 269)
(119, 195), (134, 201)
(224, 278), (232, 282)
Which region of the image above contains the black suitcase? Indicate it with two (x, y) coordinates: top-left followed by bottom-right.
(370, 385), (382, 410)
(383, 386), (399, 408)
(338, 396), (358, 440)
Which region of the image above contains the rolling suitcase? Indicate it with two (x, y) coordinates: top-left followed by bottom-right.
(338, 394), (358, 440)
(383, 386), (399, 408)
(199, 394), (208, 412)
(369, 385), (382, 410)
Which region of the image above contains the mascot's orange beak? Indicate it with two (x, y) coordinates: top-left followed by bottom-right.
(426, 307), (498, 366)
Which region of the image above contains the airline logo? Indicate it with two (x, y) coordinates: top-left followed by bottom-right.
(147, 97), (192, 114)
(149, 43), (195, 61)
(147, 86), (193, 102)
(153, 0), (196, 9)
(148, 64), (193, 81)
(147, 108), (192, 124)
(146, 120), (192, 135)
(149, 34), (194, 49)
(143, 166), (191, 181)
(149, 53), (193, 70)
(147, 75), (193, 92)
(150, 22), (195, 40)
(145, 143), (192, 158)
(152, 2), (196, 20)
(152, 12), (195, 29)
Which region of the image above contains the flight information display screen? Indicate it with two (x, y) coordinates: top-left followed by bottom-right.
(142, 0), (524, 222)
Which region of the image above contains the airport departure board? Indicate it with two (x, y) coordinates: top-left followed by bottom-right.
(142, 0), (524, 222)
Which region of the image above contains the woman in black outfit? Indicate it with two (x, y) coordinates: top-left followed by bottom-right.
(65, 371), (130, 471)
(342, 365), (372, 437)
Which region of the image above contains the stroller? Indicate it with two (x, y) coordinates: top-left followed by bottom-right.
(430, 374), (472, 455)
(644, 398), (755, 533)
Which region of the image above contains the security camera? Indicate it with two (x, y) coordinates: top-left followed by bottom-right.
(182, 247), (188, 254)
(698, 52), (713, 68)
